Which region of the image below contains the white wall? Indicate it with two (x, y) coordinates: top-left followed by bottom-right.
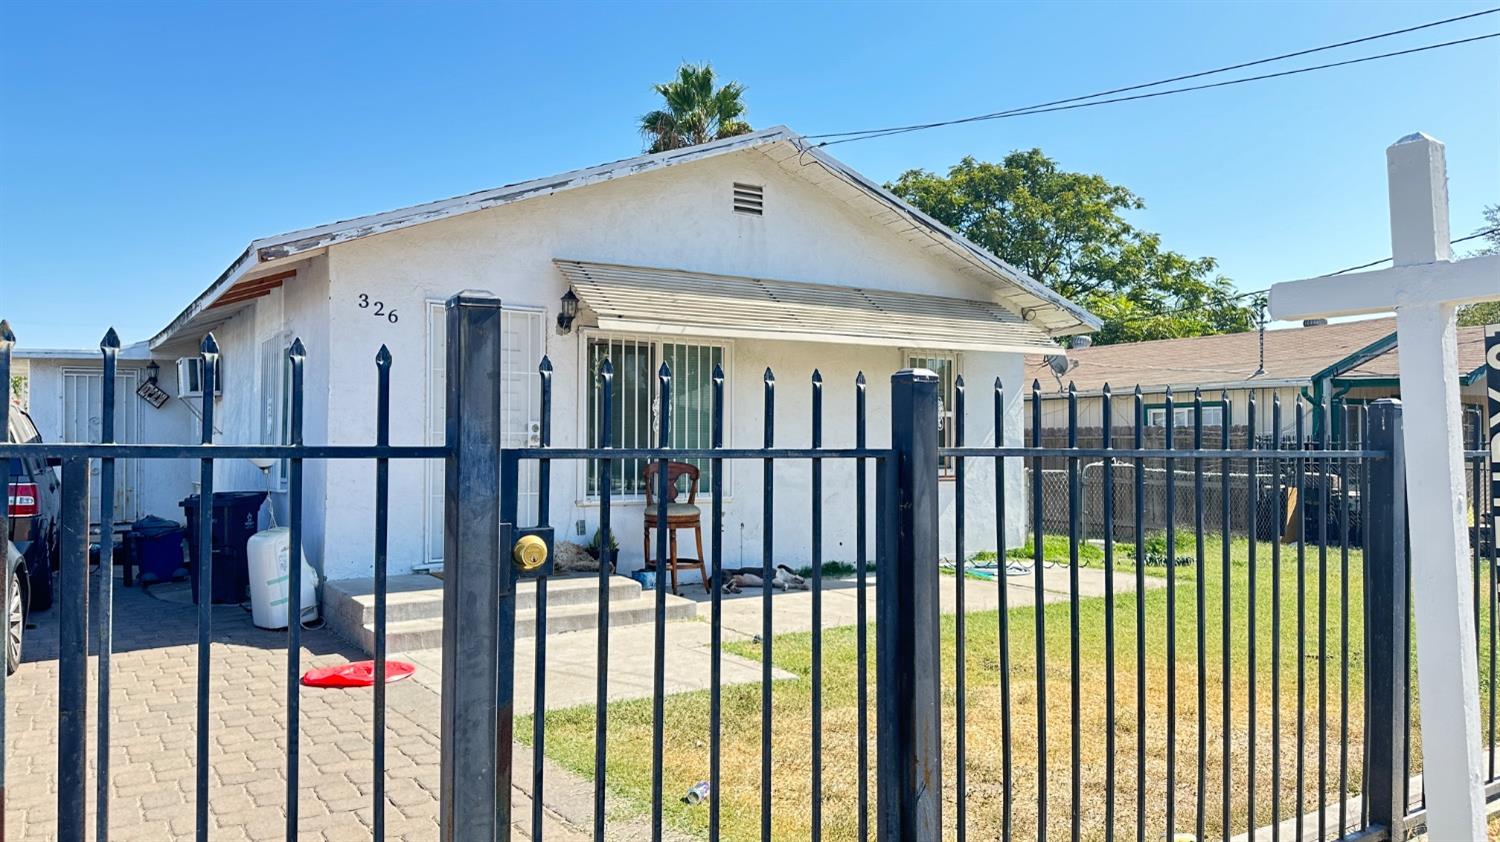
(193, 258), (333, 577)
(23, 356), (194, 524)
(303, 145), (1033, 581)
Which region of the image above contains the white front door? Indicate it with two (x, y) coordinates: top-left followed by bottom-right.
(424, 303), (544, 566)
(61, 368), (139, 524)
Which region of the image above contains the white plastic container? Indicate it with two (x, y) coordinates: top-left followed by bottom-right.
(246, 527), (318, 630)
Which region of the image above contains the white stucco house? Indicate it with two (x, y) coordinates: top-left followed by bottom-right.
(18, 126), (1097, 590)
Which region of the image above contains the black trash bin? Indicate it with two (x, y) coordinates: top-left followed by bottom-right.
(180, 491), (266, 604)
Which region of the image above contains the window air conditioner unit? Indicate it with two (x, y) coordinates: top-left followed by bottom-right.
(177, 357), (222, 398)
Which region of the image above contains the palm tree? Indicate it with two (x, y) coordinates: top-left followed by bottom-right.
(639, 63), (752, 154)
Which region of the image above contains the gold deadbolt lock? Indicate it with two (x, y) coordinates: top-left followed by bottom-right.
(513, 534), (549, 571)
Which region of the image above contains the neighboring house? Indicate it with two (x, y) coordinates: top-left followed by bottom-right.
(1023, 317), (1491, 444)
(18, 343), (195, 527)
(15, 126), (1096, 588)
(1333, 322), (1491, 444)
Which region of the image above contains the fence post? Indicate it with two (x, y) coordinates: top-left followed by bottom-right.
(878, 368), (943, 840)
(1366, 398), (1407, 837)
(57, 457), (89, 841)
(438, 291), (508, 841)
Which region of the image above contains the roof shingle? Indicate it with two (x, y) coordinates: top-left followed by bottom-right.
(1341, 323), (1488, 381)
(1024, 318), (1397, 393)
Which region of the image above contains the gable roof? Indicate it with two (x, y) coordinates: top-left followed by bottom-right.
(150, 125), (1099, 349)
(1340, 322), (1489, 386)
(1024, 318), (1400, 395)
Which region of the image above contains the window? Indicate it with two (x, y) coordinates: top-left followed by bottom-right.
(259, 336), (291, 490)
(1146, 404), (1224, 429)
(586, 336), (726, 497)
(1338, 402), (1368, 448)
(907, 351), (958, 476)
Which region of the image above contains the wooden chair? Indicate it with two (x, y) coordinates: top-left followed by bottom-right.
(642, 461), (708, 594)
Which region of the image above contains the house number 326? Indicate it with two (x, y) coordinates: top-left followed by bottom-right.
(357, 294), (399, 324)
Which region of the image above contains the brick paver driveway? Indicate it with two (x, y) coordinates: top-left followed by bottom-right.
(5, 575), (446, 841)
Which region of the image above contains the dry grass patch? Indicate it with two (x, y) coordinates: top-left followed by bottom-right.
(524, 537), (1500, 841)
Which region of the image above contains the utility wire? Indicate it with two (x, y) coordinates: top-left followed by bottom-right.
(808, 14), (1500, 147)
(1322, 226), (1499, 275)
(811, 8), (1498, 141)
(1079, 226), (1496, 325)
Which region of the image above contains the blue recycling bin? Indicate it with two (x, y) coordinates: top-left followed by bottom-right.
(130, 516), (185, 583)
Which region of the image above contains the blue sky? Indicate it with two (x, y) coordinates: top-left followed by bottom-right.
(1, 0), (1496, 349)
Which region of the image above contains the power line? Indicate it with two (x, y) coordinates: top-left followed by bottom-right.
(807, 12), (1500, 147)
(1078, 226), (1496, 325)
(1322, 226), (1499, 276)
(816, 32), (1498, 147)
(810, 8), (1498, 141)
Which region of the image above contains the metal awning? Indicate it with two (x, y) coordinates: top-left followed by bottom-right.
(556, 260), (1064, 354)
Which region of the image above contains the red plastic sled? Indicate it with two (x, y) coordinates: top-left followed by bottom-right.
(301, 660), (415, 688)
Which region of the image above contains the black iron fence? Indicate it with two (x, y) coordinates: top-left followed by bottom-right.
(0, 313), (447, 840)
(3, 293), (1497, 842)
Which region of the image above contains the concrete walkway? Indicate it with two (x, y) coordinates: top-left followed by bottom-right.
(3, 572), (671, 841)
(5, 564), (1152, 839)
(403, 563), (1158, 715)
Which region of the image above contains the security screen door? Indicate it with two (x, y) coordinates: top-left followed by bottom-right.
(424, 302), (543, 566)
(61, 367), (139, 524)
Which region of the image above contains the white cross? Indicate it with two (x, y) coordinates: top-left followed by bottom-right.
(1271, 132), (1500, 841)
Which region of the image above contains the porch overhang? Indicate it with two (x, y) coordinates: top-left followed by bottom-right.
(556, 260), (1064, 355)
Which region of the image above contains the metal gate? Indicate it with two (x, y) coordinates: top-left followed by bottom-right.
(4, 292), (1495, 842)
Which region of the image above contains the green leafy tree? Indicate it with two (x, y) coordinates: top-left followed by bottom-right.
(1457, 203), (1500, 327)
(888, 150), (1256, 344)
(639, 63), (751, 154)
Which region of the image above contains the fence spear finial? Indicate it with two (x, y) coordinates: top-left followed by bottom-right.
(0, 319), (14, 345)
(712, 362), (723, 385)
(539, 355), (553, 375)
(101, 327), (120, 351)
(855, 371), (866, 388)
(200, 332), (219, 356)
(763, 367), (775, 385)
(288, 337), (306, 360)
(811, 368), (822, 386)
(376, 344), (392, 368)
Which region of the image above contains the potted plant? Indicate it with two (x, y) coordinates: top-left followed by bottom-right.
(585, 528), (619, 571)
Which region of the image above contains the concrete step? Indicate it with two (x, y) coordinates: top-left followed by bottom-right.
(325, 574), (641, 625)
(324, 573), (697, 656)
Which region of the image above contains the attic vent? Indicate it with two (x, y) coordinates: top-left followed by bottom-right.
(732, 183), (764, 216)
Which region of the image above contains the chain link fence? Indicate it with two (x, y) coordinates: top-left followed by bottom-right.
(1023, 427), (1364, 546)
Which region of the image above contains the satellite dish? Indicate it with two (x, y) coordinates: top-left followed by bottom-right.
(1044, 354), (1079, 391)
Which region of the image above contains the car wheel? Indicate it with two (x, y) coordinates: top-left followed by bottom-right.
(6, 570), (22, 675)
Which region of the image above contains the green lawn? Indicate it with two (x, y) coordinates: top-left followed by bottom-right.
(521, 536), (1499, 841)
